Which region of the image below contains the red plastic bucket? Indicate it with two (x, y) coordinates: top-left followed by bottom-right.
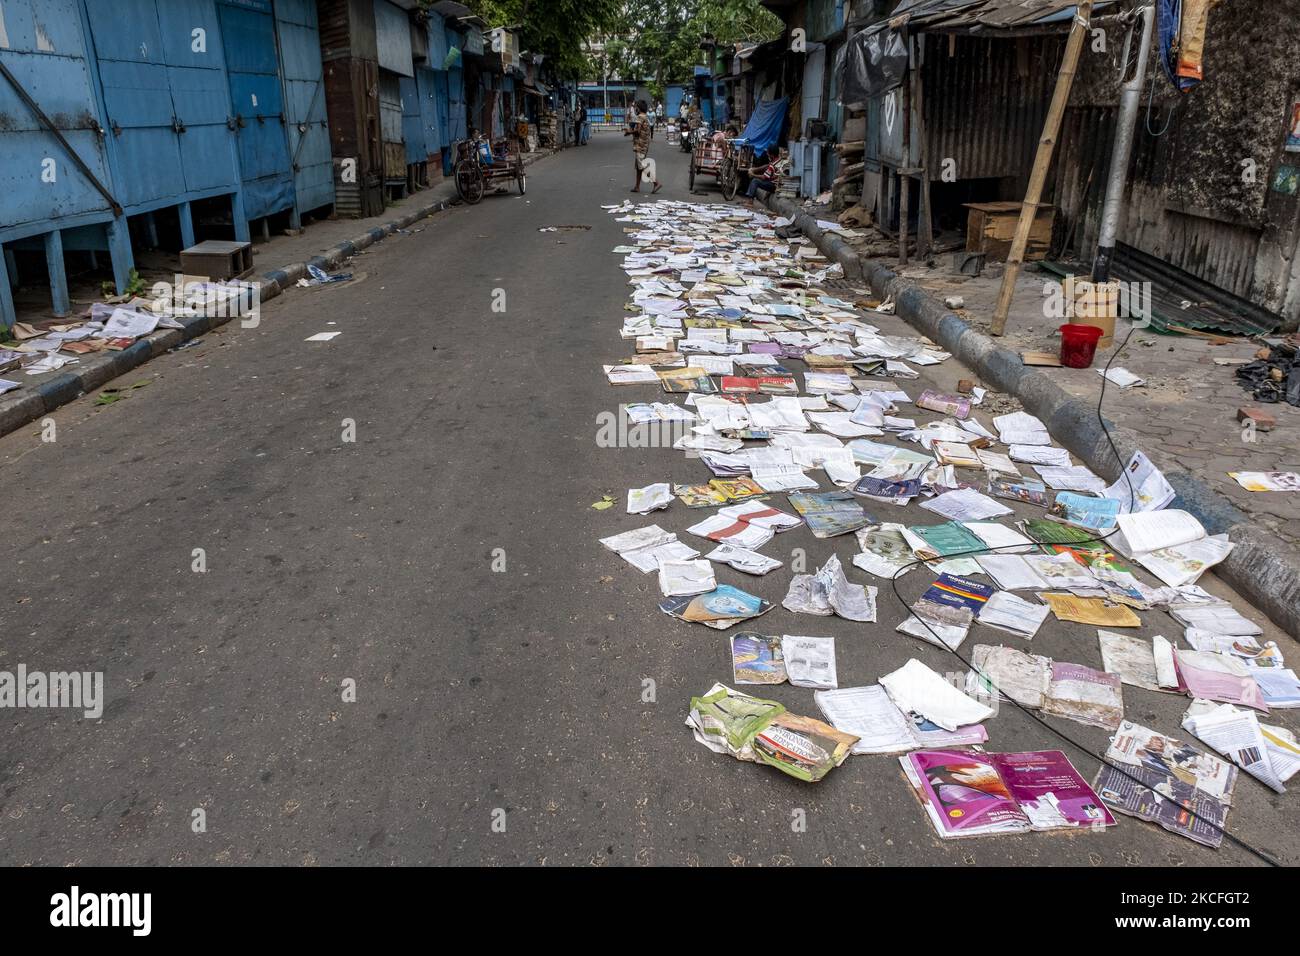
(1059, 323), (1104, 368)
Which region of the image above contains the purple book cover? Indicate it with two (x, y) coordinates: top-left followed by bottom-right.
(991, 751), (1116, 830)
(906, 750), (1026, 836)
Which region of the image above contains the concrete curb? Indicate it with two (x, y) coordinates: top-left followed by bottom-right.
(0, 150), (556, 441)
(768, 193), (1300, 636)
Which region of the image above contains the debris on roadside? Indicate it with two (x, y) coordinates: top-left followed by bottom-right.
(1228, 472), (1300, 492)
(1093, 721), (1237, 848)
(686, 682), (858, 782)
(298, 263), (354, 287)
(1234, 339), (1299, 405)
(590, 197), (1292, 841)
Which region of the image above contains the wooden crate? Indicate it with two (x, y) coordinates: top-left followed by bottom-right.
(963, 201), (1056, 261)
(1064, 275), (1119, 347)
(179, 240), (253, 281)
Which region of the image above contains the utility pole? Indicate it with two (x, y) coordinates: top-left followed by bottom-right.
(1092, 4), (1155, 283)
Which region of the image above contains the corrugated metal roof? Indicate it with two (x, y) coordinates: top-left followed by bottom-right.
(891, 0), (1119, 32)
(1040, 256), (1283, 337)
(430, 1), (472, 17)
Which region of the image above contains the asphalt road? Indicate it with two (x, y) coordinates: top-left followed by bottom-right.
(0, 132), (1295, 867)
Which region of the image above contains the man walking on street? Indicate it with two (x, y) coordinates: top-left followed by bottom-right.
(575, 102), (588, 145)
(625, 100), (662, 194)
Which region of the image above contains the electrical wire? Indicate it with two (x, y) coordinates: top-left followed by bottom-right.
(881, 320), (1280, 867)
(1144, 68), (1175, 136)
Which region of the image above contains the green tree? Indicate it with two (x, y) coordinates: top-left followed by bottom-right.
(460, 0), (623, 78)
(608, 0), (783, 89)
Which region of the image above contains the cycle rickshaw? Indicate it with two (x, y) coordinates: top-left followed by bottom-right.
(453, 131), (526, 204)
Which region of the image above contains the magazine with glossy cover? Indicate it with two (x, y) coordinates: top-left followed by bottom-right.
(902, 749), (1113, 838)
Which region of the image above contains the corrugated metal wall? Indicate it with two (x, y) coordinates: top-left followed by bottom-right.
(374, 0), (413, 77)
(1052, 105), (1115, 259)
(920, 33), (1060, 188)
(0, 0), (115, 242)
(85, 0), (244, 215)
(378, 70), (404, 180)
(217, 0), (295, 221)
(399, 71), (422, 165)
(274, 0), (334, 216)
(318, 0), (383, 217)
(415, 66), (442, 163)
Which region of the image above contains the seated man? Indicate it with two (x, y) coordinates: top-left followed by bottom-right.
(742, 147), (780, 206)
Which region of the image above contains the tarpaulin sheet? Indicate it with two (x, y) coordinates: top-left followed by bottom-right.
(735, 98), (788, 154)
(839, 24), (908, 111)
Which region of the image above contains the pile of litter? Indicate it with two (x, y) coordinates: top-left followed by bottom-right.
(0, 278), (255, 396)
(596, 198), (1298, 848)
(1235, 340), (1300, 406)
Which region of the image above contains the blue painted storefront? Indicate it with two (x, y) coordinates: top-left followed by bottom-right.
(216, 0), (295, 224)
(273, 0), (334, 221)
(85, 0), (247, 229)
(0, 0), (451, 328)
(1, 0), (251, 326)
(0, 0), (130, 322)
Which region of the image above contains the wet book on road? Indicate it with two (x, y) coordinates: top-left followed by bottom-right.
(901, 749), (1114, 838)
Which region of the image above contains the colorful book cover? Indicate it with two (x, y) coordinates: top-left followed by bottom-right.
(852, 475), (922, 500)
(660, 585), (774, 626)
(710, 477), (767, 502)
(752, 713), (858, 783)
(787, 491), (873, 538)
(674, 483), (729, 508)
(1048, 492), (1121, 531)
(911, 521), (986, 557)
(916, 389), (971, 420)
(1022, 517), (1099, 546)
(989, 476), (1052, 508)
(730, 634), (787, 685)
(923, 573), (995, 614)
(756, 375), (799, 395)
(720, 376), (761, 393)
(990, 751), (1115, 830)
(903, 750), (1029, 837)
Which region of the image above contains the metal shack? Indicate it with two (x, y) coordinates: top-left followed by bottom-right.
(0, 0), (131, 325)
(318, 0), (384, 217)
(374, 0), (413, 199)
(443, 20), (467, 159)
(273, 0), (334, 224)
(85, 0), (247, 238)
(1, 0), (251, 327)
(215, 0), (295, 233)
(417, 7), (453, 178)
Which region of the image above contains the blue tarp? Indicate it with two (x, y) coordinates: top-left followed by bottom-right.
(735, 98), (788, 155)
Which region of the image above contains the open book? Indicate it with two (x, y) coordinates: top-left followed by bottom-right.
(1113, 509), (1205, 555)
(901, 749), (1114, 838)
(1111, 510), (1233, 587)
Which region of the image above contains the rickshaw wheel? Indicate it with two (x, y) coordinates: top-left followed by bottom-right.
(456, 158), (484, 205)
(721, 157), (738, 200)
(517, 165), (527, 195)
(688, 162), (695, 190)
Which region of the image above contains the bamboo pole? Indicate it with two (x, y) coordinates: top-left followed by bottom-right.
(990, 1), (1093, 336)
(898, 38), (912, 266)
(914, 53), (933, 260)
